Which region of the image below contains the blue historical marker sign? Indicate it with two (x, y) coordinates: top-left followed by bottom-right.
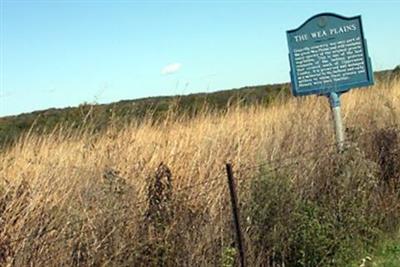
(287, 13), (374, 96)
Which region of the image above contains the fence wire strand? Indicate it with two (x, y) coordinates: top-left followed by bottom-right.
(238, 124), (399, 174)
(4, 124), (399, 264)
(33, 180), (226, 265)
(6, 172), (226, 247)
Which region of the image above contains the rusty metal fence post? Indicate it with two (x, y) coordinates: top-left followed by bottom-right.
(225, 163), (246, 267)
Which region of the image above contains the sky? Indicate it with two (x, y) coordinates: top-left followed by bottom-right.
(1, 0), (400, 117)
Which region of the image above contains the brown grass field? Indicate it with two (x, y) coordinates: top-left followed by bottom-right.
(0, 78), (399, 266)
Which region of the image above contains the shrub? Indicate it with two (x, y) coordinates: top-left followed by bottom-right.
(244, 145), (389, 266)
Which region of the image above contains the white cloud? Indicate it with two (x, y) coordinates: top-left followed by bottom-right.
(161, 63), (182, 75)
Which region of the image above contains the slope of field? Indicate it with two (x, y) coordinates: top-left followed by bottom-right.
(0, 67), (398, 148)
(0, 78), (399, 266)
(0, 82), (291, 147)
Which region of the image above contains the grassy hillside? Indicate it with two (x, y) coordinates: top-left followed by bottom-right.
(0, 82), (291, 147)
(0, 72), (399, 266)
(1, 67), (398, 148)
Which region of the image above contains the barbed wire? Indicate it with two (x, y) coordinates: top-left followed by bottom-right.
(237, 140), (338, 175)
(6, 172), (226, 246)
(232, 129), (400, 195)
(6, 122), (398, 247)
(236, 124), (399, 174)
(4, 123), (399, 261)
(29, 180), (226, 265)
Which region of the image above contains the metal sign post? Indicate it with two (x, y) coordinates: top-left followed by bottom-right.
(328, 92), (345, 152)
(286, 13), (374, 151)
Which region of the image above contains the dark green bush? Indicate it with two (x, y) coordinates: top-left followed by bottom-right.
(243, 145), (396, 267)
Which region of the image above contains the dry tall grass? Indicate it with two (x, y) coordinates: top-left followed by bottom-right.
(0, 78), (399, 266)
